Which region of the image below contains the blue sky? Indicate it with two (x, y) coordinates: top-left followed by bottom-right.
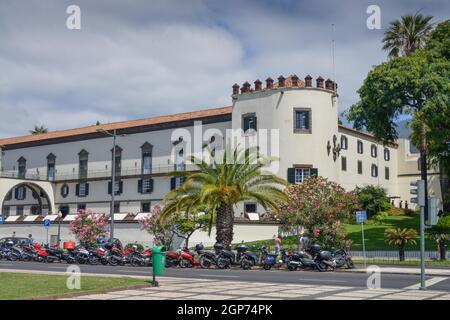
(0, 0), (448, 138)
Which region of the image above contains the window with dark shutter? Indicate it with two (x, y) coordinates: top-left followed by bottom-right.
(341, 157), (347, 171)
(385, 167), (390, 180)
(357, 160), (363, 175)
(170, 177), (176, 190)
(242, 113), (257, 133)
(287, 168), (296, 184)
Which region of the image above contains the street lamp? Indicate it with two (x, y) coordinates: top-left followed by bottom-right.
(97, 128), (124, 241)
(57, 211), (63, 247)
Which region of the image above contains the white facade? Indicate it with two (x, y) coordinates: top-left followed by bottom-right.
(0, 74), (444, 224)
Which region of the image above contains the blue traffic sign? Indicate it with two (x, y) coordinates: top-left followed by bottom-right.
(0, 216), (3, 224)
(43, 219), (51, 228)
(356, 211), (367, 223)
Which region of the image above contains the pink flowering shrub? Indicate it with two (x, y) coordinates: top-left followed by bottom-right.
(279, 176), (359, 248)
(138, 205), (174, 248)
(69, 210), (109, 247)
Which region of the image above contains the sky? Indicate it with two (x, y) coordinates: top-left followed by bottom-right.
(0, 0), (448, 138)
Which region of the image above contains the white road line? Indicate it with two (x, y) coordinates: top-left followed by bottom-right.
(0, 263), (14, 266)
(403, 277), (448, 290)
(117, 269), (152, 274)
(198, 274), (241, 278)
(299, 278), (347, 283)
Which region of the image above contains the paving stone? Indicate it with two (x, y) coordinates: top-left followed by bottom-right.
(258, 292), (305, 298)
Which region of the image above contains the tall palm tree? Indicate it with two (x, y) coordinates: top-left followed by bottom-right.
(29, 125), (48, 135)
(382, 12), (434, 58)
(382, 13), (434, 217)
(161, 146), (288, 249)
(384, 228), (418, 261)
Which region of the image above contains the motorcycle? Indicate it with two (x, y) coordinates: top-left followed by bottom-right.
(87, 247), (109, 265)
(235, 243), (258, 270)
(195, 243), (229, 269)
(308, 244), (336, 272)
(287, 250), (322, 271)
(332, 248), (354, 269)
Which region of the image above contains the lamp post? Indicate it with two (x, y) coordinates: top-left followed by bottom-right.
(57, 211), (62, 247)
(97, 129), (122, 241)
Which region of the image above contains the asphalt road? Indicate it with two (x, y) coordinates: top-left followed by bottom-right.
(1, 260), (449, 292)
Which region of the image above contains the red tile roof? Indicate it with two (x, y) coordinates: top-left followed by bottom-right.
(0, 106), (232, 148)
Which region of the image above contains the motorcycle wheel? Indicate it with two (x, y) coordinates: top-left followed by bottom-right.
(89, 256), (100, 265)
(101, 258), (109, 265)
(130, 257), (143, 267)
(346, 258), (355, 269)
(241, 260), (251, 270)
(316, 261), (328, 272)
(109, 257), (119, 266)
(288, 264), (297, 271)
(263, 264), (272, 271)
(199, 257), (211, 269)
(217, 258), (230, 269)
(23, 255), (32, 262)
(9, 255), (18, 262)
(179, 259), (192, 268)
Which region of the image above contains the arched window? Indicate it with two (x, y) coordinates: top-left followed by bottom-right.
(371, 144), (377, 158)
(371, 164), (378, 177)
(357, 140), (363, 154)
(17, 157), (26, 179)
(340, 135), (348, 150)
(384, 148), (390, 161)
(78, 150), (89, 180)
(111, 145), (122, 177)
(47, 153), (56, 181)
(141, 142), (153, 175)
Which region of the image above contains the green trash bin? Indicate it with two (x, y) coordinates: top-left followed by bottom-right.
(152, 246), (166, 276)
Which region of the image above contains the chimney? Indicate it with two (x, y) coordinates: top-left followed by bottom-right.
(266, 77), (274, 89)
(232, 83), (240, 95)
(254, 79), (262, 91)
(241, 81), (251, 93)
(305, 75), (312, 87)
(316, 76), (324, 88)
(291, 75), (299, 87)
(325, 79), (334, 90)
(278, 75), (286, 87)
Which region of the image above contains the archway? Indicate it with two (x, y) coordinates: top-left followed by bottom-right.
(0, 178), (56, 218)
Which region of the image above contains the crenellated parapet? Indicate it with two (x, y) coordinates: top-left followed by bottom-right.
(231, 74), (337, 98)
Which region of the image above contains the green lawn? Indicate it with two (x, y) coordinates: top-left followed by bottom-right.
(0, 272), (148, 300)
(238, 213), (449, 252)
(344, 213), (448, 250)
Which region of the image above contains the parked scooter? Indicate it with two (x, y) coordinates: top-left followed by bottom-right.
(260, 246), (290, 270)
(308, 244), (336, 272)
(235, 243), (259, 270)
(214, 243), (236, 268)
(195, 243), (229, 269)
(177, 247), (200, 268)
(287, 250), (321, 271)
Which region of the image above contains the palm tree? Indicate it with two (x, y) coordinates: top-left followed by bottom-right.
(382, 12), (434, 58)
(29, 125), (48, 135)
(384, 228), (418, 261)
(382, 13), (434, 217)
(161, 146), (288, 249)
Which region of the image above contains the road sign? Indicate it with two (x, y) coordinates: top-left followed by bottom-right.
(43, 219), (51, 228)
(0, 216), (3, 224)
(356, 211), (367, 223)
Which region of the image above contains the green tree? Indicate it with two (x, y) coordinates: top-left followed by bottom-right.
(382, 12), (434, 58)
(384, 228), (418, 261)
(172, 210), (215, 248)
(161, 146), (287, 249)
(29, 125), (48, 135)
(353, 185), (391, 219)
(348, 20), (449, 217)
(278, 176), (359, 249)
(428, 215), (450, 260)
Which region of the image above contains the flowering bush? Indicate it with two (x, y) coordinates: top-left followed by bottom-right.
(138, 205), (174, 248)
(279, 176), (359, 248)
(69, 210), (109, 247)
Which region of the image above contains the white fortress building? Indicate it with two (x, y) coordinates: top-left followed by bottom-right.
(0, 74), (445, 245)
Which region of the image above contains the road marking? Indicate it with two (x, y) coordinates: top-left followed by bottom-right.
(0, 263), (14, 266)
(198, 274), (241, 278)
(403, 277), (448, 290)
(299, 278), (347, 283)
(117, 269), (152, 274)
(47, 266), (66, 269)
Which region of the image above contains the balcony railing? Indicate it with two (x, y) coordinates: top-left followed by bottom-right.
(0, 163), (198, 182)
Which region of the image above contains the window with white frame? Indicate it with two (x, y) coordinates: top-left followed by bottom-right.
(371, 144), (377, 158)
(294, 168), (311, 184)
(384, 148), (390, 161)
(357, 140), (363, 154)
(341, 135), (348, 150)
(142, 178), (153, 193)
(78, 183), (87, 197)
(371, 164), (378, 177)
